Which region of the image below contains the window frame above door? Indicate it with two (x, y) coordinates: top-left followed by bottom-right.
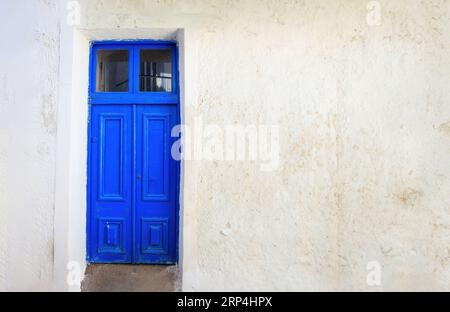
(89, 40), (179, 105)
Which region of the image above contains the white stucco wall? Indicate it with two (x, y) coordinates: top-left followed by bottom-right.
(1, 0), (450, 291)
(0, 0), (60, 291)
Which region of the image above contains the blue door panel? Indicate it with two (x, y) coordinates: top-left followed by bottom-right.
(88, 104), (177, 263)
(135, 105), (177, 263)
(89, 105), (133, 263)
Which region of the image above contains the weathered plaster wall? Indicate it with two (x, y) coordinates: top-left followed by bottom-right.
(335, 0), (450, 291)
(73, 0), (450, 291)
(0, 0), (60, 291)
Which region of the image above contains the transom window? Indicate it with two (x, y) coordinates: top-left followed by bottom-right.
(96, 50), (129, 92)
(139, 49), (172, 92)
(90, 42), (178, 104)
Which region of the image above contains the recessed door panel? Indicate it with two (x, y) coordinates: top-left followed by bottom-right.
(142, 114), (170, 201)
(99, 115), (126, 200)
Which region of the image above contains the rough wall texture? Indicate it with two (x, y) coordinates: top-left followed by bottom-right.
(75, 0), (450, 291)
(85, 0), (450, 291)
(0, 0), (60, 291)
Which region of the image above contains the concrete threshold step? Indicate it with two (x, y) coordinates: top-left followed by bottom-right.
(81, 264), (180, 292)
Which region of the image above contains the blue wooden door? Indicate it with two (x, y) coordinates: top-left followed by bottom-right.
(87, 41), (179, 264)
(135, 105), (178, 263)
(89, 105), (133, 263)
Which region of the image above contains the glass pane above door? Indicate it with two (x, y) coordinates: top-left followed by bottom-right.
(96, 50), (129, 92)
(139, 49), (172, 92)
